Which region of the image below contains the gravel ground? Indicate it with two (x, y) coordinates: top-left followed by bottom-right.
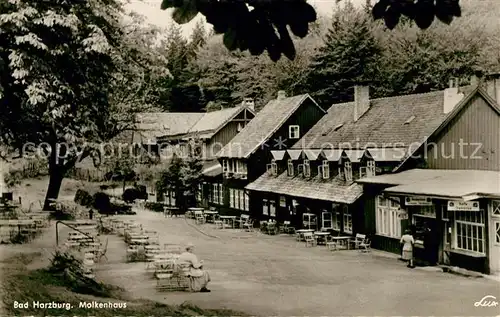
(95, 207), (500, 316)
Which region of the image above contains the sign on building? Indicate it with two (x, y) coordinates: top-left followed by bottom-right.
(405, 196), (433, 206)
(447, 200), (480, 211)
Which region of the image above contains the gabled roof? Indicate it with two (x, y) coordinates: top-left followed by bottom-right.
(187, 106), (252, 136)
(292, 86), (475, 150)
(135, 106), (253, 143)
(246, 171), (363, 204)
(217, 94), (325, 158)
(395, 86), (500, 171)
(134, 113), (204, 143)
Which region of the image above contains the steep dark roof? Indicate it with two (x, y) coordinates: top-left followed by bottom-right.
(217, 94), (325, 158)
(292, 86), (475, 150)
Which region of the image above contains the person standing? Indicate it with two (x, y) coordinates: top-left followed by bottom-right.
(88, 208), (94, 220)
(400, 229), (415, 268)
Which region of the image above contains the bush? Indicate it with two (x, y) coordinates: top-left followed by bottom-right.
(92, 192), (111, 214)
(74, 189), (93, 207)
(135, 185), (147, 200)
(122, 188), (140, 203)
(110, 202), (134, 215)
(144, 202), (164, 212)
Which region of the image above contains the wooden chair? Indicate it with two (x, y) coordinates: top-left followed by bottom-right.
(195, 211), (205, 225)
(303, 232), (317, 247)
(214, 215), (224, 229)
(280, 221), (295, 234)
(97, 237), (108, 262)
(359, 238), (371, 252)
(349, 233), (366, 250)
(325, 235), (338, 251)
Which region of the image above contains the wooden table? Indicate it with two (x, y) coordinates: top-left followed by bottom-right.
(295, 229), (314, 241)
(203, 210), (218, 223)
(219, 215), (237, 228)
(313, 231), (330, 244)
(330, 236), (352, 250)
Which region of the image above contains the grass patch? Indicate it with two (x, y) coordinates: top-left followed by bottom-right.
(2, 253), (245, 317)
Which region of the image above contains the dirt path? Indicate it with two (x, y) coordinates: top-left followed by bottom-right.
(95, 208), (500, 316)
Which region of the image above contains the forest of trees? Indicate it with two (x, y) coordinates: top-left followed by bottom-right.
(160, 0), (500, 112)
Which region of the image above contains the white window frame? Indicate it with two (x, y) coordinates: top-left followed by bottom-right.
(322, 211), (333, 229)
(287, 159), (294, 177)
(303, 159), (311, 177)
(344, 161), (352, 181)
(213, 184), (219, 204)
(244, 191), (250, 211)
(322, 160), (330, 179)
(238, 189), (245, 210)
(494, 221), (500, 245)
(492, 200), (500, 216)
(375, 195), (402, 238)
(367, 160), (376, 176)
(332, 204), (341, 230)
(218, 184), (223, 205)
(222, 160), (228, 172)
(271, 159), (278, 175)
(229, 188), (235, 208)
(262, 199), (269, 216)
(454, 210), (485, 254)
(269, 200), (276, 217)
(343, 205), (352, 233)
(289, 125), (300, 139)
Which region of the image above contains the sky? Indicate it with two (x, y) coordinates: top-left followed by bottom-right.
(124, 0), (366, 38)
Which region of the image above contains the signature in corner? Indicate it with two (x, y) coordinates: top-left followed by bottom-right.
(474, 295), (499, 307)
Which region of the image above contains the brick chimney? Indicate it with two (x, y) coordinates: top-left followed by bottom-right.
(484, 73), (500, 103)
(277, 90), (286, 100)
(443, 78), (464, 114)
(242, 97), (255, 111)
(353, 85), (370, 122)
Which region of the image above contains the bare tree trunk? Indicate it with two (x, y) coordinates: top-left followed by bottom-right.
(43, 164), (64, 211)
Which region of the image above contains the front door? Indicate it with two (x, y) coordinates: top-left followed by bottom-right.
(490, 201), (500, 275)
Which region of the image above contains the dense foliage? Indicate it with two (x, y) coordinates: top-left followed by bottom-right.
(161, 0), (461, 61)
(161, 0), (499, 111)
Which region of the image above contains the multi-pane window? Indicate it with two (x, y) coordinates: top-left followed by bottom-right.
(287, 159), (294, 176)
(332, 204), (341, 230)
(244, 191), (250, 211)
(322, 211), (333, 229)
(303, 159), (311, 177)
(213, 184), (219, 204)
(455, 210), (485, 253)
(218, 184), (223, 204)
(322, 160), (330, 179)
(229, 189), (235, 208)
(222, 160), (228, 172)
(367, 160), (376, 176)
(289, 125), (300, 139)
(271, 159), (278, 175)
(238, 190), (245, 209)
(269, 200), (276, 217)
(196, 184), (202, 202)
(344, 161), (352, 181)
(376, 196), (402, 238)
(343, 205), (352, 233)
(262, 199), (269, 215)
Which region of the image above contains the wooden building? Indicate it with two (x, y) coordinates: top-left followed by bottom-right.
(247, 75), (500, 274)
(134, 103), (255, 205)
(215, 91), (327, 217)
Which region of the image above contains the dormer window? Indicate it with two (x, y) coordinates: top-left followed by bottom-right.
(322, 160), (330, 179)
(268, 159), (278, 175)
(303, 159), (311, 177)
(344, 161), (352, 181)
(287, 159), (294, 177)
(289, 125), (300, 139)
